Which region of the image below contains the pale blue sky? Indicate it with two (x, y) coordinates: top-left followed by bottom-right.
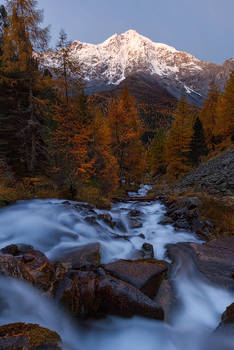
(38, 0), (234, 64)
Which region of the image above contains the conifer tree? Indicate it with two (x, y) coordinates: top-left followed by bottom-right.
(166, 96), (192, 178)
(215, 71), (234, 143)
(200, 81), (219, 151)
(108, 88), (146, 183)
(52, 29), (83, 105)
(189, 117), (208, 166)
(90, 111), (119, 192)
(0, 0), (50, 175)
(147, 128), (167, 175)
(49, 97), (93, 197)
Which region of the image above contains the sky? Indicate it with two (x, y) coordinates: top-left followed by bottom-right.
(38, 0), (234, 64)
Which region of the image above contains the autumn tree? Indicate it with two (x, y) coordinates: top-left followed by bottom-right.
(90, 110), (119, 193)
(166, 96), (192, 178)
(200, 81), (219, 151)
(108, 88), (146, 184)
(49, 97), (93, 197)
(189, 117), (208, 166)
(215, 71), (234, 143)
(147, 128), (167, 175)
(0, 0), (50, 175)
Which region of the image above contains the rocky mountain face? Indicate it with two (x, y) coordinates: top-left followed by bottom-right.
(67, 30), (234, 106)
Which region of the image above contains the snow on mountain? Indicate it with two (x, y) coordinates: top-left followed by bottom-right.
(70, 29), (202, 87)
(45, 29), (234, 105)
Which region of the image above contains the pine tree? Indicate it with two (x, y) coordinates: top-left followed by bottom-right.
(189, 117), (208, 166)
(215, 71), (234, 143)
(108, 88), (146, 183)
(166, 96), (192, 178)
(52, 29), (83, 105)
(200, 81), (219, 151)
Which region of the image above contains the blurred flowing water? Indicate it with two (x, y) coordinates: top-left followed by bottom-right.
(0, 186), (233, 349)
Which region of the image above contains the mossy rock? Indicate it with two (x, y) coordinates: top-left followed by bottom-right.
(0, 323), (62, 349)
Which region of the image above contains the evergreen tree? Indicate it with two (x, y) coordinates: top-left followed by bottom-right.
(200, 81), (219, 151)
(189, 117), (208, 166)
(215, 71), (234, 143)
(166, 96), (192, 178)
(52, 29), (83, 105)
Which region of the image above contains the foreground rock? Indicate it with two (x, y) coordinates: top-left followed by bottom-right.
(56, 266), (164, 320)
(216, 303), (234, 335)
(0, 323), (62, 349)
(167, 236), (234, 289)
(0, 244), (165, 321)
(0, 245), (60, 295)
(104, 259), (168, 298)
(54, 242), (101, 269)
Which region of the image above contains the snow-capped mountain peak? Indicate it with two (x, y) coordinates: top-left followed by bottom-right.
(47, 30), (234, 105)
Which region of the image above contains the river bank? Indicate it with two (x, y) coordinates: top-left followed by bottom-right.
(0, 185), (233, 349)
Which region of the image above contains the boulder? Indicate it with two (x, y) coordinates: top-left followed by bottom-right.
(154, 279), (175, 321)
(56, 243), (101, 269)
(0, 254), (33, 283)
(56, 267), (164, 320)
(98, 214), (115, 228)
(167, 237), (234, 289)
(0, 323), (62, 349)
(222, 303), (234, 324)
(1, 244), (34, 256)
(130, 219), (143, 229)
(158, 216), (174, 225)
(129, 210), (142, 217)
(19, 250), (57, 294)
(141, 243), (154, 259)
(104, 259), (168, 298)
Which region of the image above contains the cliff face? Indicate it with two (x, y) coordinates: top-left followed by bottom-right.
(55, 30), (234, 106)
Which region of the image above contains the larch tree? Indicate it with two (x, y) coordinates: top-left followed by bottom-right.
(166, 96), (192, 178)
(147, 128), (167, 175)
(200, 81), (219, 151)
(189, 116), (208, 166)
(49, 97), (93, 198)
(0, 0), (50, 175)
(90, 110), (119, 193)
(215, 71), (234, 143)
(51, 29), (83, 106)
(108, 88), (146, 184)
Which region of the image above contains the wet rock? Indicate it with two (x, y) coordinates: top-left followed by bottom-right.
(56, 267), (164, 320)
(85, 216), (98, 225)
(0, 254), (33, 283)
(98, 213), (115, 228)
(56, 243), (101, 269)
(139, 233), (145, 239)
(141, 243), (154, 259)
(129, 210), (142, 217)
(104, 259), (168, 298)
(186, 197), (201, 210)
(158, 216), (174, 225)
(130, 219), (143, 229)
(20, 250), (57, 294)
(154, 279), (175, 321)
(222, 303), (234, 324)
(174, 218), (190, 230)
(1, 244), (34, 256)
(0, 323), (62, 349)
(167, 237), (234, 289)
